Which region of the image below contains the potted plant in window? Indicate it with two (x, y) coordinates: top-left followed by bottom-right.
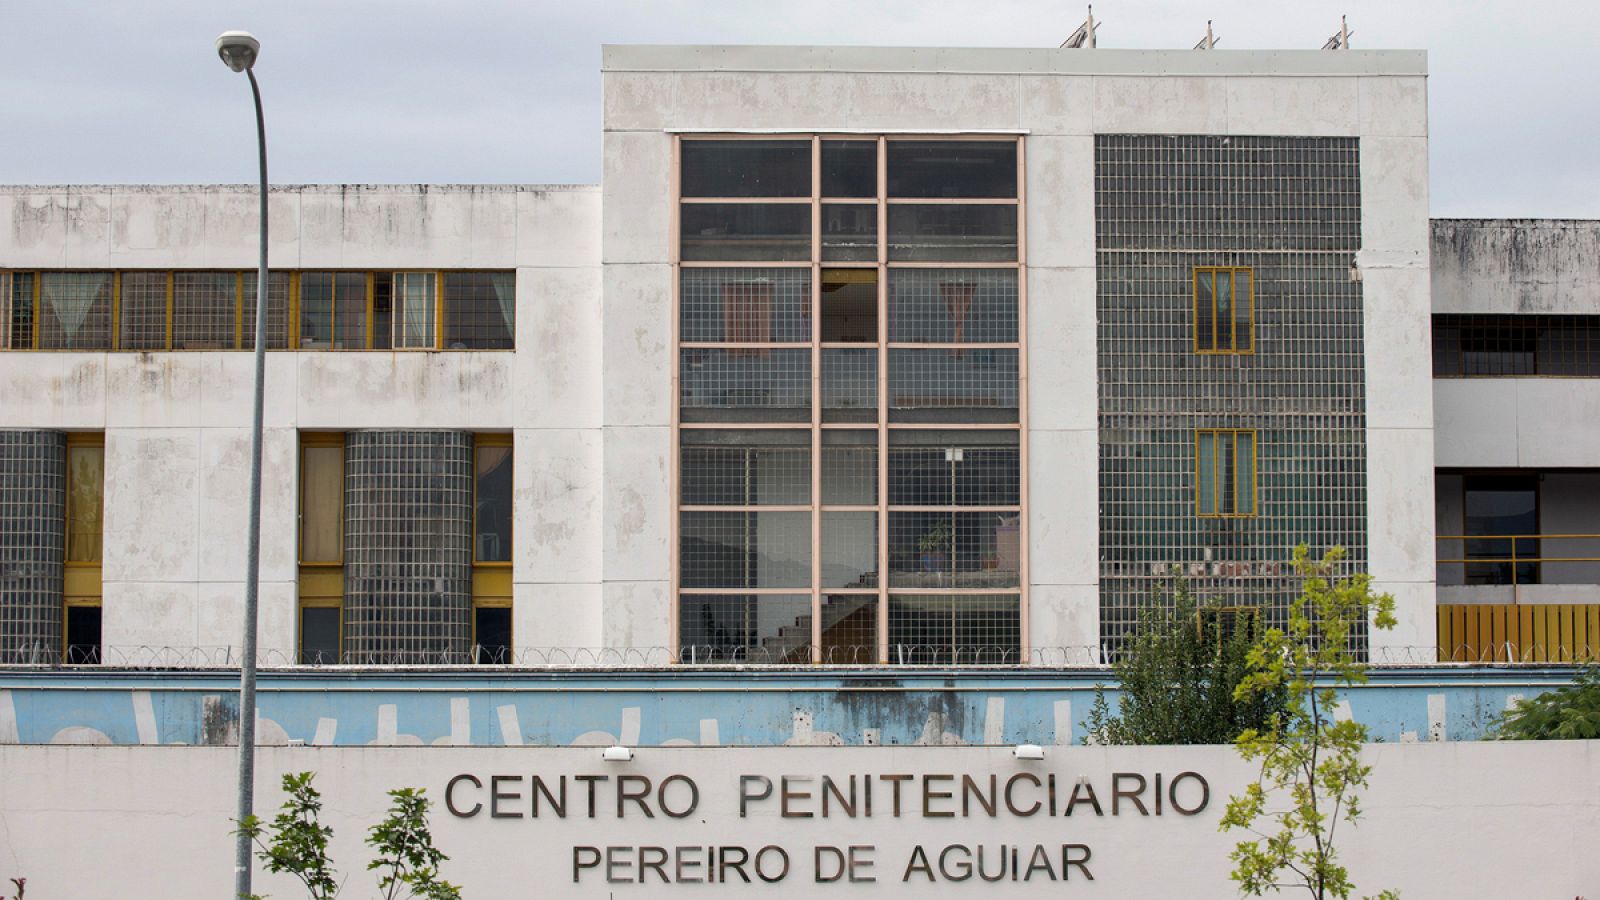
(917, 519), (953, 574)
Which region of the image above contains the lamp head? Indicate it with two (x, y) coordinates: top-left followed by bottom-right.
(216, 31), (260, 72)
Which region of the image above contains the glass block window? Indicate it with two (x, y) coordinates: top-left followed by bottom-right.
(172, 271), (237, 349)
(0, 431), (66, 663)
(119, 272), (169, 351)
(241, 272), (292, 351)
(1095, 134), (1367, 658)
(677, 135), (1026, 664)
(342, 430), (473, 664)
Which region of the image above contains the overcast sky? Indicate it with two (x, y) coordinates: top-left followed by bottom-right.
(3, 0), (1597, 218)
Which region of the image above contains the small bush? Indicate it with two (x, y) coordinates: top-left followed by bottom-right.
(1084, 578), (1285, 745)
(1496, 667), (1600, 740)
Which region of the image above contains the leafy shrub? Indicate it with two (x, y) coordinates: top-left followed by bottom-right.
(1496, 667), (1600, 740)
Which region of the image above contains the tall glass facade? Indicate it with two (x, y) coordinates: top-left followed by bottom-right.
(675, 137), (1026, 664)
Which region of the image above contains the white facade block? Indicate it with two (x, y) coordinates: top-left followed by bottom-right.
(515, 428), (603, 584)
(601, 264), (673, 428)
(1027, 583), (1100, 658)
(194, 580), (297, 661)
(1370, 580), (1439, 663)
(1023, 137), (1095, 269)
(1028, 428), (1099, 587)
(845, 73), (1022, 130)
(1025, 266), (1097, 430)
(602, 426), (670, 583)
(1018, 74), (1094, 136)
(1432, 379), (1518, 467)
(0, 355), (106, 429)
(601, 131), (671, 265)
(1367, 427), (1437, 584)
(1093, 76), (1227, 134)
(102, 428), (201, 583)
(514, 267), (604, 429)
(1359, 76), (1429, 138)
(1363, 266), (1435, 430)
(514, 582), (603, 651)
(603, 580), (670, 650)
(101, 582), (199, 650)
(513, 187), (601, 269)
(672, 72), (855, 130)
(1224, 77), (1360, 136)
(1360, 136), (1431, 255)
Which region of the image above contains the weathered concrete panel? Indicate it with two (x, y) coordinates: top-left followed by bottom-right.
(1027, 583), (1099, 659)
(602, 263), (672, 428)
(1093, 76), (1227, 134)
(1025, 266), (1096, 430)
(1028, 429), (1098, 587)
(1359, 76), (1428, 138)
(515, 582), (603, 651)
(102, 428), (200, 583)
(1363, 266), (1434, 430)
(1367, 427), (1437, 585)
(846, 72), (1021, 130)
(1431, 219), (1600, 314)
(602, 580), (669, 649)
(1360, 136), (1430, 255)
(1225, 77), (1360, 135)
(1023, 137), (1095, 269)
(672, 71), (855, 130)
(602, 426), (670, 583)
(0, 355), (106, 429)
(513, 187), (601, 269)
(103, 353), (204, 430)
(515, 428), (602, 584)
(1517, 379), (1600, 468)
(193, 579), (297, 662)
(195, 427), (297, 584)
(100, 581), (199, 650)
(514, 266), (603, 429)
(601, 131), (671, 265)
(1432, 378), (1519, 467)
(1018, 74), (1094, 136)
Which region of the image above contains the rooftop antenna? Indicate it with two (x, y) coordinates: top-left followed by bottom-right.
(1321, 15), (1352, 49)
(1061, 5), (1098, 49)
(1193, 20), (1219, 50)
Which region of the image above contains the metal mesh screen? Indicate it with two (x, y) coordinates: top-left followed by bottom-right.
(172, 272), (237, 349)
(241, 272), (292, 351)
(37, 273), (112, 350)
(1095, 134), (1368, 657)
(681, 268), (811, 343)
(887, 349), (1019, 422)
(888, 269), (1018, 343)
(442, 272), (515, 350)
(1433, 314), (1600, 376)
(119, 272), (168, 351)
(4, 273), (34, 349)
(680, 348), (811, 423)
(678, 594), (813, 664)
(343, 430), (473, 664)
(887, 594), (1021, 664)
(0, 431), (65, 663)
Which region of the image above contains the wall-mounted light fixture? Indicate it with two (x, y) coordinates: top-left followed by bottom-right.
(602, 745), (634, 762)
(1013, 744), (1045, 760)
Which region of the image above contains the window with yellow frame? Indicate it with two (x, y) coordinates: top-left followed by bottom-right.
(472, 434), (513, 664)
(297, 432), (345, 664)
(296, 431), (515, 665)
(1196, 429), (1256, 517)
(64, 433), (104, 664)
(1194, 266), (1254, 354)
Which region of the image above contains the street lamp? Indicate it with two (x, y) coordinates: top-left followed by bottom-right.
(216, 28), (268, 900)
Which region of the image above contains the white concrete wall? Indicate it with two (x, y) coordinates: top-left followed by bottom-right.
(1435, 378), (1600, 468)
(1432, 219), (1600, 314)
(1, 741), (1597, 898)
(0, 185), (605, 660)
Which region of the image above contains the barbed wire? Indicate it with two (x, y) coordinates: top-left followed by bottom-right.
(1, 643), (1592, 670)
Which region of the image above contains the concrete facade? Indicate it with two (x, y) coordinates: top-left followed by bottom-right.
(0, 45), (1471, 666)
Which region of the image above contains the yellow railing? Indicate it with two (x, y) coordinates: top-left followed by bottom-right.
(1436, 533), (1600, 586)
(1436, 603), (1600, 663)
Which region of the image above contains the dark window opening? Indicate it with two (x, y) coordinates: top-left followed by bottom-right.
(65, 606), (102, 665)
(1433, 315), (1600, 376)
(473, 607), (512, 664)
(1463, 475), (1539, 585)
(299, 606), (341, 665)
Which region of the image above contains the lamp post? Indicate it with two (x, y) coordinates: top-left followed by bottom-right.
(216, 29), (268, 900)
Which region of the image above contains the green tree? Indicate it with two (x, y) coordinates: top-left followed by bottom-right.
(236, 771), (340, 900)
(1083, 577), (1285, 745)
(1496, 666), (1600, 740)
(367, 788), (461, 900)
(1220, 545), (1398, 900)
